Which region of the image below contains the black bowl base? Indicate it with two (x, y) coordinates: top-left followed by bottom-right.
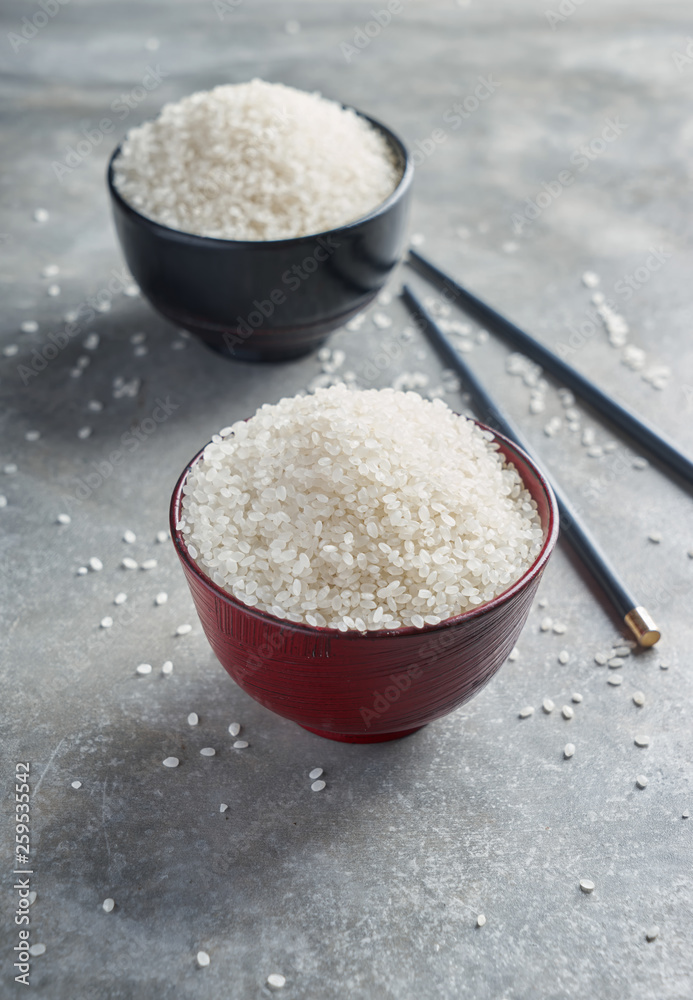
(164, 293), (378, 363)
(201, 332), (328, 363)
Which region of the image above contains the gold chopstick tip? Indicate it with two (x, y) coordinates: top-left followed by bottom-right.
(624, 606), (661, 647)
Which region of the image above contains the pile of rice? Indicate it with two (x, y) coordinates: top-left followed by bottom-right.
(112, 79), (401, 241)
(178, 387), (544, 632)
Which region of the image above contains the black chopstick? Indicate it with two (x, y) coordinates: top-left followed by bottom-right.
(401, 284), (661, 647)
(407, 248), (693, 488)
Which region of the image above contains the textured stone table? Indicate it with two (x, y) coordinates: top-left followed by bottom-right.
(1, 1), (692, 997)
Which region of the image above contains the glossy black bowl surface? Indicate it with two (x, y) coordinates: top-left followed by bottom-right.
(107, 112), (413, 362)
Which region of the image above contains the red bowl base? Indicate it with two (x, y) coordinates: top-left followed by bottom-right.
(299, 723), (425, 743)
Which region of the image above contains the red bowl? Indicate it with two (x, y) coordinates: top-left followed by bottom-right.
(169, 424), (559, 742)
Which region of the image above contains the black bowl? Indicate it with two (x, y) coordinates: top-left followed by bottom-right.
(106, 111), (413, 362)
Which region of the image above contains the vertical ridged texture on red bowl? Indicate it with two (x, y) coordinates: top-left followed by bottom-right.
(170, 427), (559, 742)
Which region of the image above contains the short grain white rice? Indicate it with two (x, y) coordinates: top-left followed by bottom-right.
(113, 80), (401, 241)
(180, 388), (544, 632)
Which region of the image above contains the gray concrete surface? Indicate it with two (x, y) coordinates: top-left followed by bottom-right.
(1, 1), (692, 997)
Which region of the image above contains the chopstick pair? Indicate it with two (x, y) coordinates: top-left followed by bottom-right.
(408, 248), (693, 488)
(401, 283), (661, 647)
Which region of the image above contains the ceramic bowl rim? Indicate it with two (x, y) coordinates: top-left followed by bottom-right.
(169, 420), (559, 641)
(106, 107), (414, 249)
